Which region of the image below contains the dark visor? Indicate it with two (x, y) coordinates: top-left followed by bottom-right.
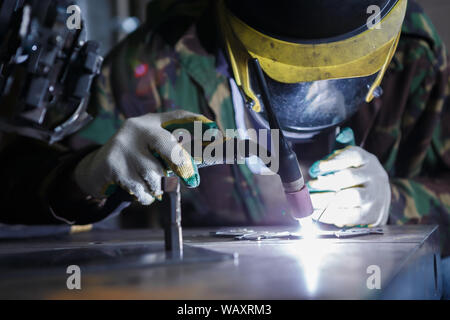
(250, 71), (379, 134)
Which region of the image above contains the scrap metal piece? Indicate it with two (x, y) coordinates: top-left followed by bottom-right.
(334, 227), (384, 238)
(236, 231), (291, 241)
(210, 228), (384, 241)
(211, 229), (255, 238)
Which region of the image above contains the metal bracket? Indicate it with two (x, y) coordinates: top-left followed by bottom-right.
(162, 176), (183, 258)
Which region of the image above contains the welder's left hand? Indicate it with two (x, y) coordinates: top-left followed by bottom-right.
(307, 144), (391, 228)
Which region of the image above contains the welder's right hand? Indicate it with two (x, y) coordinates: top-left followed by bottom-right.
(73, 110), (218, 205)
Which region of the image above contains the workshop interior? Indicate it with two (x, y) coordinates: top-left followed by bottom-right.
(0, 0), (449, 304)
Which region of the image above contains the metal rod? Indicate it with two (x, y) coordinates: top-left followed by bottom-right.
(163, 176), (183, 259)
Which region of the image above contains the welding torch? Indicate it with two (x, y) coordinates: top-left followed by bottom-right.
(108, 59), (313, 229)
(251, 59), (313, 223)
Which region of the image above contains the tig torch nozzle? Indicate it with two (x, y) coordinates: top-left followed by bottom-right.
(285, 184), (314, 220)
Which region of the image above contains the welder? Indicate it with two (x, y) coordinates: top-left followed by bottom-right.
(0, 0), (449, 258)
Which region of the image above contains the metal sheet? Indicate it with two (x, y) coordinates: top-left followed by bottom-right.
(0, 243), (234, 277)
(0, 225), (441, 299)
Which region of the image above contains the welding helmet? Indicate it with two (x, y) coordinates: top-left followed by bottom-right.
(218, 0), (407, 139)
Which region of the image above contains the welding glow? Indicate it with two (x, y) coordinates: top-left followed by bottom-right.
(285, 217), (328, 295)
(285, 237), (330, 296)
(297, 216), (318, 239)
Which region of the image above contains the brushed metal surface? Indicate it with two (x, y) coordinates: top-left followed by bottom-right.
(0, 225), (440, 299)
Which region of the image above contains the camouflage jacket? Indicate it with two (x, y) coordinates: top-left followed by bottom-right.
(0, 0), (449, 252)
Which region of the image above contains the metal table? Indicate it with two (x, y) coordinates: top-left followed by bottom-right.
(0, 225), (442, 299)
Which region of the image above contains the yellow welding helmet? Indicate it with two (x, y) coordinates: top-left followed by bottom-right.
(218, 0), (407, 135)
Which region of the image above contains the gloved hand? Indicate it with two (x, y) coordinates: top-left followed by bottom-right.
(307, 129), (391, 227)
(74, 110), (219, 206)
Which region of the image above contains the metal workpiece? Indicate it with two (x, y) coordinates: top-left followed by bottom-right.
(0, 225), (441, 299)
(162, 176), (183, 258)
(211, 227), (384, 240)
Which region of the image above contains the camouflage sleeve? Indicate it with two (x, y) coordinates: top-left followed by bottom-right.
(73, 26), (166, 146)
(71, 43), (130, 146)
(390, 174), (450, 255)
(389, 74), (450, 253)
(387, 4), (450, 254)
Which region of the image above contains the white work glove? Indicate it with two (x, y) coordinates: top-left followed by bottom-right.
(74, 110), (218, 206)
(308, 143), (391, 228)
